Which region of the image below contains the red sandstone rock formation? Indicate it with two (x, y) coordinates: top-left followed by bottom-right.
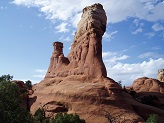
(29, 3), (164, 123)
(45, 3), (107, 79)
(132, 77), (164, 94)
(130, 77), (164, 122)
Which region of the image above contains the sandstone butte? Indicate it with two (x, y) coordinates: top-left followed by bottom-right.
(28, 3), (164, 123)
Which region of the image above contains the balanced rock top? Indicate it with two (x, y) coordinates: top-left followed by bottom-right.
(157, 69), (164, 82)
(45, 3), (107, 79)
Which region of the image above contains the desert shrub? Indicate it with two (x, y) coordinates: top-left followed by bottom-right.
(50, 112), (86, 123)
(146, 114), (158, 123)
(32, 108), (86, 123)
(33, 108), (48, 123)
(25, 80), (32, 88)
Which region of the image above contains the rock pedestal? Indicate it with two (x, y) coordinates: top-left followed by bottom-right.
(45, 42), (69, 78)
(45, 3), (107, 79)
(29, 3), (159, 123)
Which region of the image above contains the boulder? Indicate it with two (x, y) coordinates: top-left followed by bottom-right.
(132, 77), (164, 94)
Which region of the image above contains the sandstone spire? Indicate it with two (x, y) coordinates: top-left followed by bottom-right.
(45, 3), (107, 79)
(30, 4), (163, 123)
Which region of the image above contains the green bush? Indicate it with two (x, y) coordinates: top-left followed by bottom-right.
(0, 74), (85, 123)
(33, 108), (47, 123)
(50, 112), (86, 123)
(32, 108), (86, 123)
(0, 75), (32, 123)
(146, 114), (158, 123)
(25, 80), (32, 88)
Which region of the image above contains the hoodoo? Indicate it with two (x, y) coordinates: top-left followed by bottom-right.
(45, 3), (107, 79)
(29, 3), (164, 123)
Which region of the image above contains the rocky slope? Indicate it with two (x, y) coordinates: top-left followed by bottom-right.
(29, 3), (164, 123)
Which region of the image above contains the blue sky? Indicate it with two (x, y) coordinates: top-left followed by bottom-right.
(0, 0), (164, 86)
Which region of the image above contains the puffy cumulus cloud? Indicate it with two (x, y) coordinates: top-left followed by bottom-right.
(12, 0), (164, 31)
(105, 58), (164, 86)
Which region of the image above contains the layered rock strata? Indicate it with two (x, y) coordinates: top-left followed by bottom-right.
(29, 3), (159, 123)
(132, 77), (164, 94)
(45, 3), (107, 79)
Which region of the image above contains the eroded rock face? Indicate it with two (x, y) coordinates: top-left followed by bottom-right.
(132, 77), (164, 94)
(29, 3), (163, 123)
(157, 69), (164, 82)
(45, 3), (107, 79)
(45, 42), (70, 78)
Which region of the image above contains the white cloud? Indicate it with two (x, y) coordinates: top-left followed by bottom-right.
(102, 52), (116, 58)
(105, 55), (129, 63)
(12, 0), (164, 31)
(139, 52), (164, 59)
(59, 36), (72, 42)
(33, 69), (46, 79)
(133, 19), (140, 26)
(146, 1), (164, 21)
(55, 22), (69, 33)
(105, 58), (164, 86)
(64, 37), (71, 42)
(103, 31), (118, 40)
(35, 69), (47, 73)
(131, 18), (144, 34)
(102, 51), (164, 85)
(33, 74), (45, 78)
(132, 28), (143, 34)
(103, 51), (129, 64)
(145, 32), (155, 38)
(152, 23), (164, 31)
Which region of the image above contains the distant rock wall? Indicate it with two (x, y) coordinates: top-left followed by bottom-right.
(132, 77), (164, 94)
(157, 69), (164, 82)
(45, 3), (107, 79)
